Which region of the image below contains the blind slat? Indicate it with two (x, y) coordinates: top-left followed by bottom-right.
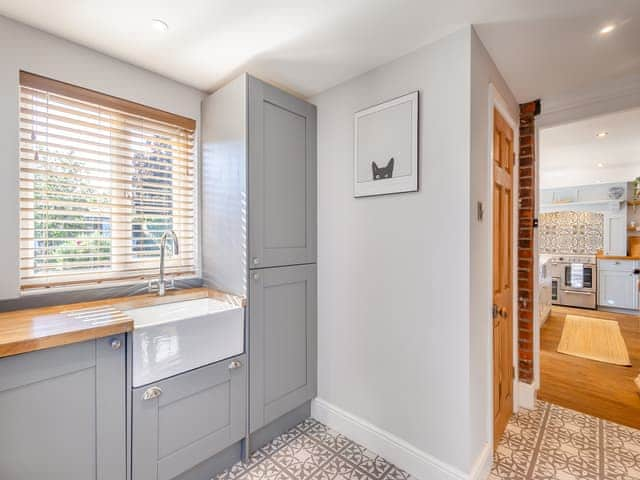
(20, 159), (194, 188)
(20, 118), (194, 153)
(20, 73), (196, 132)
(20, 124), (195, 162)
(19, 76), (197, 292)
(20, 90), (196, 139)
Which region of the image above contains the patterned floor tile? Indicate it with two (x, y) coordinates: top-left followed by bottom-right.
(214, 418), (412, 480)
(492, 400), (640, 480)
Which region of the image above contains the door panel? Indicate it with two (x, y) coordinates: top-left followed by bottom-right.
(599, 270), (636, 309)
(248, 76), (317, 268)
(132, 355), (247, 480)
(493, 108), (514, 448)
(249, 264), (317, 432)
(263, 102), (308, 250)
(0, 336), (126, 480)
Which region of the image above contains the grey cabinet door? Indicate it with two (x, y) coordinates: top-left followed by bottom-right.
(0, 336), (126, 480)
(248, 76), (317, 269)
(132, 355), (247, 480)
(598, 269), (637, 309)
(249, 264), (317, 432)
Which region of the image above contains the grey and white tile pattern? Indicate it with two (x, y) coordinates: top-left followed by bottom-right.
(539, 211), (604, 255)
(215, 419), (412, 480)
(491, 400), (640, 479)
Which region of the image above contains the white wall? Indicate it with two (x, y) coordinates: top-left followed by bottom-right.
(311, 26), (518, 478)
(311, 28), (474, 475)
(469, 27), (519, 466)
(0, 15), (204, 299)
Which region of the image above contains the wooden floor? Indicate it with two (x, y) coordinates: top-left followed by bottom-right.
(539, 305), (640, 429)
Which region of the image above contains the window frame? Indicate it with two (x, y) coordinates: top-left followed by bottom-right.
(18, 71), (200, 294)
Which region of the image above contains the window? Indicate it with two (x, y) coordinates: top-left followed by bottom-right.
(19, 71), (197, 292)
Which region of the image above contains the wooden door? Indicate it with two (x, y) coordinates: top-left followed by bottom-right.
(493, 108), (514, 447)
(248, 76), (317, 269)
(249, 264), (317, 433)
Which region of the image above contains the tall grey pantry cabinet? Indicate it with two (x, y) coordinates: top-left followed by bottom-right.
(202, 74), (317, 442)
(0, 335), (127, 480)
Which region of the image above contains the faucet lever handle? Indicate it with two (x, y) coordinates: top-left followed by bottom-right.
(148, 279), (160, 292)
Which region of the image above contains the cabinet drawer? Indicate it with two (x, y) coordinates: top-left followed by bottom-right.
(132, 355), (247, 480)
(598, 259), (636, 272)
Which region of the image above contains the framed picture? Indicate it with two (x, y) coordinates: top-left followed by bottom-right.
(353, 91), (418, 197)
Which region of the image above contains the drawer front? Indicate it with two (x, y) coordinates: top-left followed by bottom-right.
(132, 355), (247, 480)
(598, 259), (636, 272)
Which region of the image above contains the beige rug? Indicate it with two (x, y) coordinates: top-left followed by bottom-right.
(557, 314), (631, 366)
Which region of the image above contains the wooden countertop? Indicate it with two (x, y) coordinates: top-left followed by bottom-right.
(596, 255), (640, 261)
(0, 288), (245, 359)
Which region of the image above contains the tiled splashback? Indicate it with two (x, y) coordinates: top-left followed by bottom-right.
(539, 211), (604, 254)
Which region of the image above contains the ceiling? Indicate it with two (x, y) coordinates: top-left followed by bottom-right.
(0, 0), (638, 101)
(540, 106), (640, 189)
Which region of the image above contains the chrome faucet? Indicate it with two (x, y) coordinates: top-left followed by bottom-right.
(150, 230), (179, 296)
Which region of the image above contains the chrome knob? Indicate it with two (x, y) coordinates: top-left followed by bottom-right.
(110, 338), (122, 350)
(253, 273), (260, 281)
(252, 257), (261, 265)
(142, 386), (163, 401)
(228, 360), (243, 370)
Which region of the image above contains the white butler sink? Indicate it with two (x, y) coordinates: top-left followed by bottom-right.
(126, 298), (244, 387)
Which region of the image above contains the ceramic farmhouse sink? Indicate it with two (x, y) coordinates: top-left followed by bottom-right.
(126, 298), (244, 387)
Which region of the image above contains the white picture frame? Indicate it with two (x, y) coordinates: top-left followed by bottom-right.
(353, 91), (419, 197)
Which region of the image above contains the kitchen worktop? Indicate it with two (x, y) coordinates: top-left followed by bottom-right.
(0, 287), (245, 359)
(596, 254), (640, 261)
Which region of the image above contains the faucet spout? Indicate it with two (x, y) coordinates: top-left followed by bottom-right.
(158, 230), (179, 296)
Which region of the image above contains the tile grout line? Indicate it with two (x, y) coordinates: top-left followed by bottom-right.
(598, 418), (604, 480)
(300, 425), (396, 480)
(525, 402), (551, 479)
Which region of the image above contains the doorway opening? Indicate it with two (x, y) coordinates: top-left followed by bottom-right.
(536, 106), (640, 428)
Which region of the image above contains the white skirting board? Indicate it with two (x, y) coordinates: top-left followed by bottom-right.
(518, 381), (537, 410)
(311, 398), (492, 480)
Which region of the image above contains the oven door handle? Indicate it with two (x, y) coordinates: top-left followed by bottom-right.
(560, 289), (593, 295)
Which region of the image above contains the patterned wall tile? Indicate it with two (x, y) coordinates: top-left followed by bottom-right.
(539, 211), (604, 254)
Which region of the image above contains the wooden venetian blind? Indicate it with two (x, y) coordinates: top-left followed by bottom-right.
(19, 71), (197, 291)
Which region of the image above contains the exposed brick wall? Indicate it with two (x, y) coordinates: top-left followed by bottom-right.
(518, 101), (539, 384)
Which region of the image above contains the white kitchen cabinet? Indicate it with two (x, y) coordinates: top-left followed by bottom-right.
(598, 260), (639, 310)
(604, 214), (627, 256)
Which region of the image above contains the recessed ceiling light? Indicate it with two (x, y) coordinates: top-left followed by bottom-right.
(599, 24), (616, 35)
(151, 19), (169, 33)
(596, 131), (608, 138)
(596, 180), (603, 183)
(597, 162), (605, 168)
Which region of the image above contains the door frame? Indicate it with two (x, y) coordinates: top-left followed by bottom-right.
(487, 84), (519, 450)
(531, 93), (640, 398)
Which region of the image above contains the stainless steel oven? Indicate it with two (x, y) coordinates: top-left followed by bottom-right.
(549, 255), (597, 309)
(551, 277), (560, 303)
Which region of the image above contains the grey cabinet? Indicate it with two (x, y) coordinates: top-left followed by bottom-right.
(132, 354), (247, 480)
(248, 76), (317, 269)
(249, 264), (317, 432)
(598, 260), (639, 310)
(0, 336), (126, 480)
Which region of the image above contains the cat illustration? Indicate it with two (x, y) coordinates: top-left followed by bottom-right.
(372, 158), (394, 180)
